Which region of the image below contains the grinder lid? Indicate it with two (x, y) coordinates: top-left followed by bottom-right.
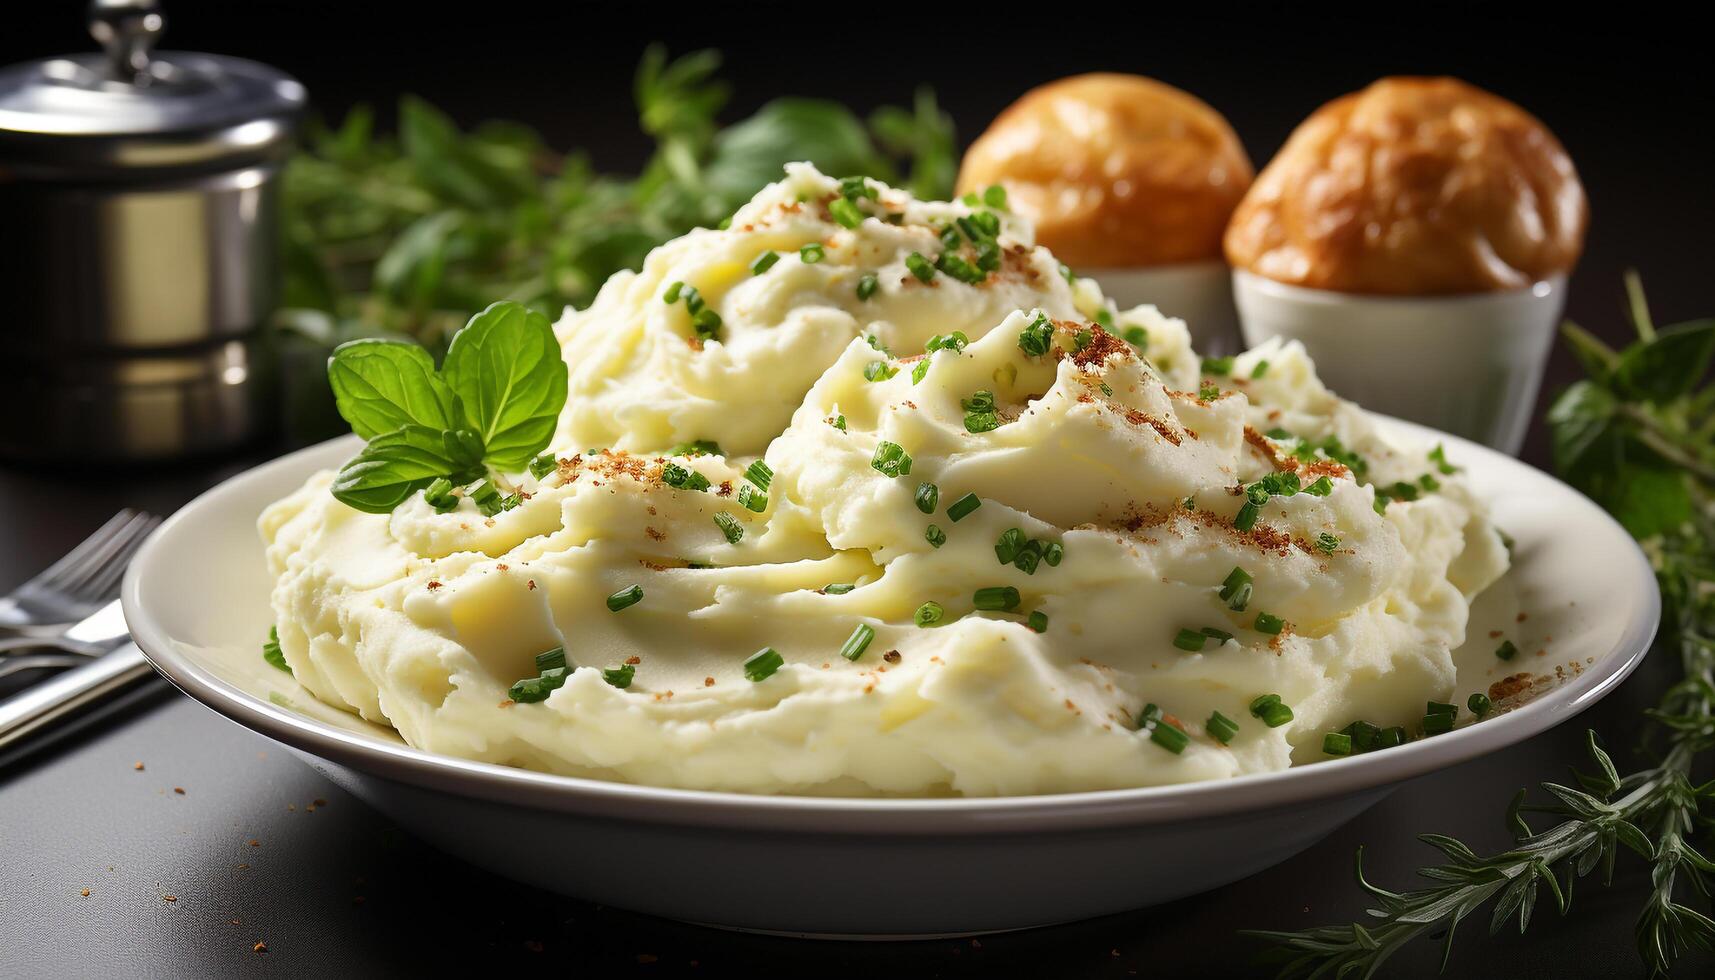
(0, 1), (306, 177)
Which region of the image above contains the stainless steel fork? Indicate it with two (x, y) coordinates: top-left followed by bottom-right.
(0, 510), (160, 636)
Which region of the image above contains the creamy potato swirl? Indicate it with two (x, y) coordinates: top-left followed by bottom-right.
(262, 165), (1507, 796)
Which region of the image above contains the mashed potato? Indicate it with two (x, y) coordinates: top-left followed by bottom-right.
(261, 164), (1507, 796)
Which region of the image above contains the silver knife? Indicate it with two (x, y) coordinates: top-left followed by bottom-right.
(0, 600), (157, 753)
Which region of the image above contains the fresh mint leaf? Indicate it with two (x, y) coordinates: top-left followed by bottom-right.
(440, 301), (569, 470)
(327, 338), (460, 440)
(331, 425), (461, 514)
(1614, 319), (1715, 403)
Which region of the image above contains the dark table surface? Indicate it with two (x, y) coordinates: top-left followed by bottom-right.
(0, 444), (1707, 980)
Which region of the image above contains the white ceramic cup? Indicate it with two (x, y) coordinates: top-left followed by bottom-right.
(1088, 260), (1243, 355)
(1232, 270), (1566, 455)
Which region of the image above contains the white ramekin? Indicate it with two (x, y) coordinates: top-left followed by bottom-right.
(1087, 260), (1243, 355)
(1232, 270), (1566, 455)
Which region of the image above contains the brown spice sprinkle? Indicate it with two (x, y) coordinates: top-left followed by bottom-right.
(162, 895), (177, 903)
(80, 889), (90, 897)
(1489, 673), (1534, 700)
(173, 787), (185, 795)
(704, 676), (715, 687)
(645, 527), (666, 541)
(1067, 323), (1131, 369)
(133, 762), (144, 771)
(1122, 407), (1185, 446)
(882, 650), (902, 664)
(253, 942), (268, 954)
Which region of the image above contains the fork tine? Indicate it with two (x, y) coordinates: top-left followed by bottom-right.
(76, 515), (161, 600)
(58, 512), (157, 600)
(29, 510), (137, 593)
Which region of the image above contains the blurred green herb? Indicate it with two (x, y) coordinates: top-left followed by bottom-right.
(276, 46), (954, 440)
(1251, 275), (1715, 977)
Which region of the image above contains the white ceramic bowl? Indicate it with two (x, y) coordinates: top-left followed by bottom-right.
(1233, 271), (1566, 455)
(121, 419), (1657, 938)
(1088, 260), (1242, 355)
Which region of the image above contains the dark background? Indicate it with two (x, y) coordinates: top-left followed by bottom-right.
(4, 3), (1713, 977)
(10, 1), (1711, 458)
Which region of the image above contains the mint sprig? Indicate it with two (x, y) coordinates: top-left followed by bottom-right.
(328, 301), (568, 514)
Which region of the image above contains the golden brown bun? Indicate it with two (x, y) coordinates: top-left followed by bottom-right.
(957, 73), (1252, 268)
(1224, 77), (1587, 295)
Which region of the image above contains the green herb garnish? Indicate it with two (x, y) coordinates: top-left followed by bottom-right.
(606, 585), (644, 612)
(840, 623), (875, 662)
(743, 647), (784, 682)
(262, 627), (292, 675)
(946, 493), (981, 522)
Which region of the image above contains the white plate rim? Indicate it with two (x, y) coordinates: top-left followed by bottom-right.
(120, 419), (1661, 836)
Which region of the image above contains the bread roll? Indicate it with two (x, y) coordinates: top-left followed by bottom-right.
(1225, 76), (1586, 295)
(958, 73), (1252, 268)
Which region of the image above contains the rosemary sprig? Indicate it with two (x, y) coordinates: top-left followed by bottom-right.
(1250, 276), (1715, 977)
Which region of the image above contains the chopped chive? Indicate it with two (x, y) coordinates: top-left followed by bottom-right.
(602, 663), (635, 689)
(1468, 692), (1493, 718)
(750, 250), (780, 275)
(1427, 700), (1458, 717)
(743, 647), (785, 682)
(738, 484), (767, 512)
(528, 454), (558, 480)
(829, 197), (864, 228)
(840, 623), (876, 662)
(1429, 444), (1457, 474)
(856, 273), (879, 301)
(905, 252), (935, 283)
(1249, 694), (1294, 727)
(914, 482), (939, 514)
(1042, 542), (1063, 567)
(1173, 628), (1207, 652)
(1058, 262), (1074, 283)
(1206, 711), (1239, 744)
(1316, 532), (1340, 554)
(1375, 726), (1406, 749)
(1094, 309), (1114, 329)
(939, 224), (962, 250)
(800, 243), (826, 263)
(1200, 381), (1221, 401)
(870, 441), (912, 478)
(1234, 501), (1260, 532)
(1201, 627), (1233, 643)
(1323, 732), (1353, 756)
(744, 460), (773, 492)
(424, 477), (458, 513)
(1017, 312), (1054, 356)
(973, 586), (1021, 611)
(1419, 473), (1441, 492)
(262, 626), (291, 674)
(534, 647), (567, 672)
(1303, 476), (1334, 497)
(863, 361), (897, 382)
(669, 439), (722, 457)
(982, 184), (1008, 209)
(926, 331), (969, 353)
(509, 666), (570, 704)
(914, 601), (945, 627)
(823, 583), (856, 594)
(1496, 639), (1518, 660)
(831, 414), (847, 431)
(839, 175), (874, 200)
(995, 528), (1025, 564)
(1201, 356), (1234, 376)
(964, 410), (1000, 433)
(606, 585), (644, 612)
(1028, 610), (1048, 633)
(663, 281), (683, 304)
(1219, 567), (1253, 611)
(661, 462), (711, 493)
(1150, 721), (1190, 754)
(911, 360), (931, 384)
(1138, 702), (1163, 726)
(681, 286), (703, 313)
(1253, 612), (1285, 635)
(712, 512), (744, 544)
(1251, 360), (1270, 379)
(946, 493), (981, 522)
(1343, 721), (1381, 753)
(1013, 541), (1043, 575)
(1122, 325), (1149, 351)
(1071, 325), (1090, 350)
(1422, 711), (1455, 736)
(936, 253), (986, 284)
(925, 524), (946, 548)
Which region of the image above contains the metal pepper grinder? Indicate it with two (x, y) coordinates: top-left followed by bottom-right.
(0, 1), (306, 461)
